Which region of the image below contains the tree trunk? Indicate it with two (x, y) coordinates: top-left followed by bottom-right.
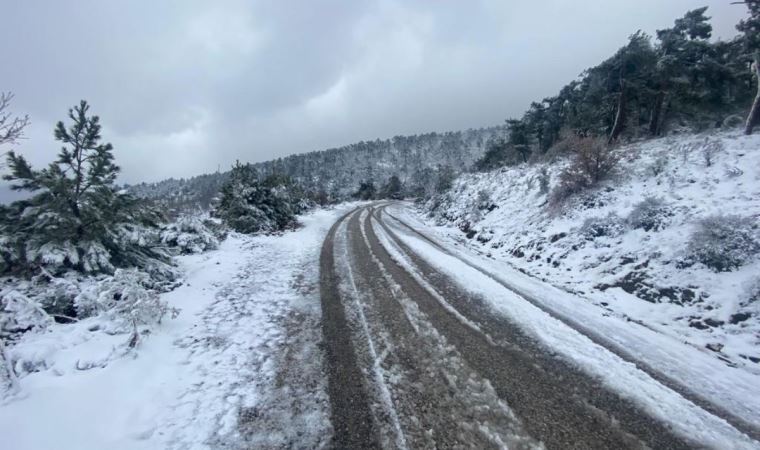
(608, 79), (627, 144)
(649, 90), (666, 136)
(745, 52), (760, 135)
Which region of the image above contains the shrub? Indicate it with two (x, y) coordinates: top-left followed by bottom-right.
(0, 291), (52, 338)
(543, 130), (584, 162)
(701, 137), (724, 167)
(549, 137), (618, 206)
(648, 155), (669, 177)
(74, 269), (179, 332)
(160, 216), (220, 255)
(572, 137), (619, 184)
(627, 197), (673, 232)
(535, 167), (551, 196)
(579, 213), (626, 240)
(476, 190), (493, 211)
(685, 215), (759, 272)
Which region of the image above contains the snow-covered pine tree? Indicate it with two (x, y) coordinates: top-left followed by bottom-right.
(214, 161), (301, 233)
(2, 101), (171, 275)
(380, 175), (403, 199)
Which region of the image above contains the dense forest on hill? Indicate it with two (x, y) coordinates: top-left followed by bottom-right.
(130, 127), (502, 214)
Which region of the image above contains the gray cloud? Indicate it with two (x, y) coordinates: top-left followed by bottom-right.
(0, 0), (747, 190)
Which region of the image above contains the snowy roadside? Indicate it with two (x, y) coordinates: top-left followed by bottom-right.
(0, 204), (358, 450)
(381, 204), (760, 447)
(421, 130), (760, 374)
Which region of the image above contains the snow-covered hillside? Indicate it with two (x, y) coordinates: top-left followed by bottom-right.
(131, 127), (502, 213)
(424, 130), (760, 373)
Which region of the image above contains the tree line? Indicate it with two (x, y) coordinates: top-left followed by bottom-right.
(476, 4), (760, 172)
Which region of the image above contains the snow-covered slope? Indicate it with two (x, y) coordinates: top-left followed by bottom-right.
(424, 130), (760, 374)
(0, 205), (360, 450)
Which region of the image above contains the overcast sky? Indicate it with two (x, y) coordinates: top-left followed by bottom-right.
(0, 0), (748, 189)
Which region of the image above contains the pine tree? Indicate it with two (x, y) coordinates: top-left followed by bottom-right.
(507, 119), (532, 162)
(381, 175), (403, 199)
(474, 137), (511, 171)
(355, 180), (376, 200)
(5, 101), (120, 241)
(2, 101), (167, 274)
(214, 162), (301, 233)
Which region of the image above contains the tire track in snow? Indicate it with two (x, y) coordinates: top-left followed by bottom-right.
(336, 211), (409, 450)
(348, 208), (537, 449)
(379, 203), (760, 443)
(319, 207), (379, 449)
(367, 206), (694, 449)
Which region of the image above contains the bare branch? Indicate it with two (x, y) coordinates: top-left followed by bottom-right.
(0, 92), (30, 146)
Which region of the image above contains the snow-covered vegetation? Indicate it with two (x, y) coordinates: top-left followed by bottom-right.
(160, 215), (222, 255)
(0, 205), (352, 449)
(214, 162), (314, 234)
(0, 100), (228, 395)
(424, 130), (760, 369)
(0, 2), (759, 446)
(419, 6), (760, 372)
(131, 127), (500, 210)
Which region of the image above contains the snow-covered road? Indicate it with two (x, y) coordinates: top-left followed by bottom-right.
(320, 203), (760, 449)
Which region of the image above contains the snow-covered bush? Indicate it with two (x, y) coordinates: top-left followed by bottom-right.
(648, 155), (669, 177)
(701, 138), (724, 167)
(1, 291), (52, 338)
(74, 269), (179, 332)
(536, 167), (551, 196)
(29, 271), (81, 319)
(160, 216), (220, 255)
(579, 213), (626, 240)
(685, 215), (760, 272)
(627, 197), (673, 232)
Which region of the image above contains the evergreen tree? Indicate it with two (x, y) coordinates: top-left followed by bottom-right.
(606, 31), (657, 143)
(381, 175), (403, 200)
(215, 162), (300, 234)
(474, 137), (511, 171)
(435, 165), (456, 194)
(355, 180), (377, 200)
(1, 101), (168, 274)
(506, 119), (532, 162)
(6, 101), (120, 241)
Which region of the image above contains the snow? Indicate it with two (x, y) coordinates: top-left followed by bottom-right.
(0, 205), (357, 450)
(375, 207), (760, 448)
(422, 130), (760, 385)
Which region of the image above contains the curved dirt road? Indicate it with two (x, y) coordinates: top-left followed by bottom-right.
(318, 204), (756, 449)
